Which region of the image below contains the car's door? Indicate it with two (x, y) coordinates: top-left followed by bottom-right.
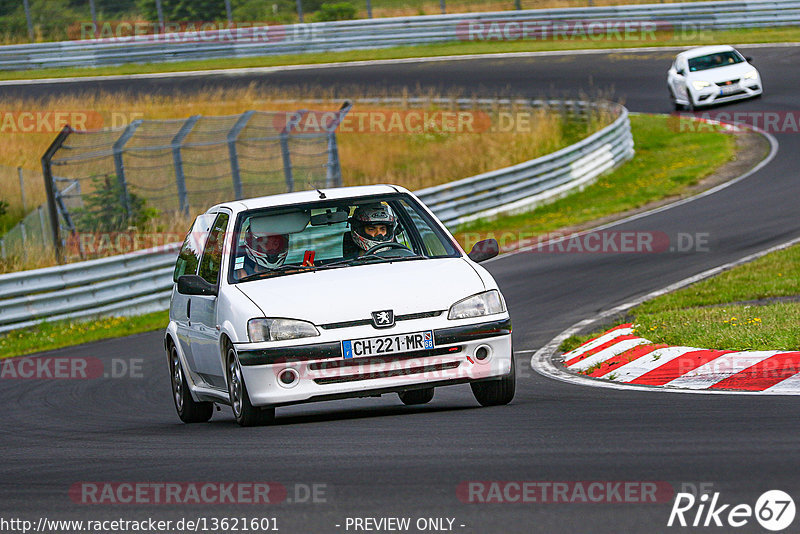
(172, 213), (216, 374)
(187, 211), (230, 389)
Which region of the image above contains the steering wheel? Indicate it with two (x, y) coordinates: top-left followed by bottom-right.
(363, 242), (412, 256)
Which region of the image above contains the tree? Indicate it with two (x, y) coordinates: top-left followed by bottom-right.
(72, 175), (158, 232)
(137, 0), (227, 22)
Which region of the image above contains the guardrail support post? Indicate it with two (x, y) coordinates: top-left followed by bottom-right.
(41, 125), (72, 264)
(113, 120), (142, 224)
(227, 111), (255, 200)
(171, 115), (200, 217)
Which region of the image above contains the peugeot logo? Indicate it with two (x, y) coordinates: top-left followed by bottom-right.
(371, 310), (395, 328)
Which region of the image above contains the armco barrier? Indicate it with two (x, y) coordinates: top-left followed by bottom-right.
(0, 0), (798, 70)
(0, 99), (632, 334)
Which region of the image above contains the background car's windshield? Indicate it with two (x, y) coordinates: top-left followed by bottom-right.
(229, 194), (459, 282)
(688, 51), (744, 72)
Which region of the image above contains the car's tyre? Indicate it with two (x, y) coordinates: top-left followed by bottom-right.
(398, 388), (434, 405)
(168, 342), (213, 423)
(471, 356), (516, 407)
(668, 88), (682, 111)
(226, 344), (275, 427)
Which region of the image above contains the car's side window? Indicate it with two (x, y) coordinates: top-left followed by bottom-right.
(197, 212), (230, 286)
(395, 199), (455, 257)
(173, 213), (217, 282)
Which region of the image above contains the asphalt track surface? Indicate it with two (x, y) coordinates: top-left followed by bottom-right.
(2, 46), (800, 533)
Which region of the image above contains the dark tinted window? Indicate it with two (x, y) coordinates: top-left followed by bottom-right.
(688, 51), (744, 72)
(198, 213), (230, 285)
(173, 213), (216, 282)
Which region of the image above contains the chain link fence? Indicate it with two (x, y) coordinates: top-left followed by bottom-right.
(40, 102), (351, 262)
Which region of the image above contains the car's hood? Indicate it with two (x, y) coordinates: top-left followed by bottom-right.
(687, 62), (755, 83)
(236, 257), (485, 324)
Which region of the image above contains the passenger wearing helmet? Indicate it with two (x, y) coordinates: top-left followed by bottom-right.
(344, 203), (398, 258)
(237, 223), (289, 277)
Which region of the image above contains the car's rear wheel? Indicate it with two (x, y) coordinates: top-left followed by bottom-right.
(226, 344), (275, 427)
(398, 387), (434, 405)
(168, 342), (213, 423)
(471, 356), (516, 407)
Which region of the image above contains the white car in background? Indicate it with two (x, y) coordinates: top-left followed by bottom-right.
(165, 185), (515, 426)
(667, 45), (762, 110)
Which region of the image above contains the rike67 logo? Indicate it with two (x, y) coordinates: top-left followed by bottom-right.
(668, 490), (795, 531)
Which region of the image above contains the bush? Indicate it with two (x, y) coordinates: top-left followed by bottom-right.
(312, 2), (356, 21)
(0, 199), (7, 217)
(72, 175), (158, 232)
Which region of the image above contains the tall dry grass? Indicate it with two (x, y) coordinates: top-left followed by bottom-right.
(0, 86), (608, 272)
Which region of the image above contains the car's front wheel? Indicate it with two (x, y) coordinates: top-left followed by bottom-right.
(398, 388), (434, 405)
(471, 356), (516, 407)
(226, 344), (275, 427)
(168, 342), (213, 423)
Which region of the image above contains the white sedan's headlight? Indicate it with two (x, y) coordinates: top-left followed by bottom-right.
(743, 69), (758, 80)
(448, 290), (506, 320)
(691, 80), (711, 90)
(247, 318), (319, 342)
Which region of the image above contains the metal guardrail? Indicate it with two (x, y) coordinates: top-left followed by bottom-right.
(0, 99), (632, 334)
(0, 0), (798, 70)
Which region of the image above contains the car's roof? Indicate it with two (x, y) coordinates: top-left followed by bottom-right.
(677, 45), (737, 60)
(209, 184), (410, 213)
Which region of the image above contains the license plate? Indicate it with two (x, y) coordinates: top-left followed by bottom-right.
(342, 331), (434, 359)
(720, 85), (739, 95)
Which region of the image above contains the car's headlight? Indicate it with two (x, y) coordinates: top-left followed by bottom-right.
(448, 290), (506, 320)
(743, 69), (758, 80)
(691, 80), (711, 90)
(247, 318), (319, 342)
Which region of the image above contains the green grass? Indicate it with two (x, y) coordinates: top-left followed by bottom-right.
(454, 113), (736, 246)
(1, 26), (799, 81)
(560, 243), (800, 354)
(0, 311), (168, 359)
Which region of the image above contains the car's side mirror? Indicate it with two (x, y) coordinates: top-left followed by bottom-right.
(676, 69), (686, 77)
(177, 274), (218, 296)
(467, 239), (499, 263)
(745, 56), (753, 63)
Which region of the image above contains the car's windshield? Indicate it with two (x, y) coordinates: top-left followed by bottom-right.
(688, 51), (744, 72)
(228, 193), (459, 283)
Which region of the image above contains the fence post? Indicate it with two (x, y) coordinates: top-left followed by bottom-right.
(18, 167), (26, 212)
(366, 0), (372, 18)
(280, 110), (309, 193)
(296, 0), (304, 23)
(172, 115), (200, 216)
(38, 206), (48, 247)
(112, 120), (142, 223)
(41, 125), (72, 264)
(324, 101), (353, 188)
(23, 0), (34, 41)
(20, 224), (28, 263)
(227, 111), (255, 200)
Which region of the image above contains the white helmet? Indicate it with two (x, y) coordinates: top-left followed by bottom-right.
(350, 203), (397, 251)
(244, 226), (289, 269)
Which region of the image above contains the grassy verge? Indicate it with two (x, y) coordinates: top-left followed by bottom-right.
(453, 113), (736, 249)
(1, 26), (799, 81)
(561, 244), (800, 353)
(0, 311), (168, 359)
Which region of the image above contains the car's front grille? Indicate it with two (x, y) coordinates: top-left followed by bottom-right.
(313, 361), (461, 385)
(307, 346), (462, 371)
(719, 78), (740, 86)
(319, 310), (444, 330)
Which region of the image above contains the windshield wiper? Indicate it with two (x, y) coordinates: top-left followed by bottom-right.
(318, 253), (428, 270)
(237, 264), (316, 282)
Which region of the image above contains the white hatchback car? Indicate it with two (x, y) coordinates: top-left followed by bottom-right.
(165, 185), (514, 426)
(667, 45), (762, 110)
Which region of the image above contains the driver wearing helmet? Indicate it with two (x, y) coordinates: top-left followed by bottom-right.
(237, 223), (290, 277)
(344, 203), (398, 258)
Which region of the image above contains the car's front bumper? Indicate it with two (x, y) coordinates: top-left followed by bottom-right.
(236, 317), (512, 407)
(690, 80), (762, 107)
